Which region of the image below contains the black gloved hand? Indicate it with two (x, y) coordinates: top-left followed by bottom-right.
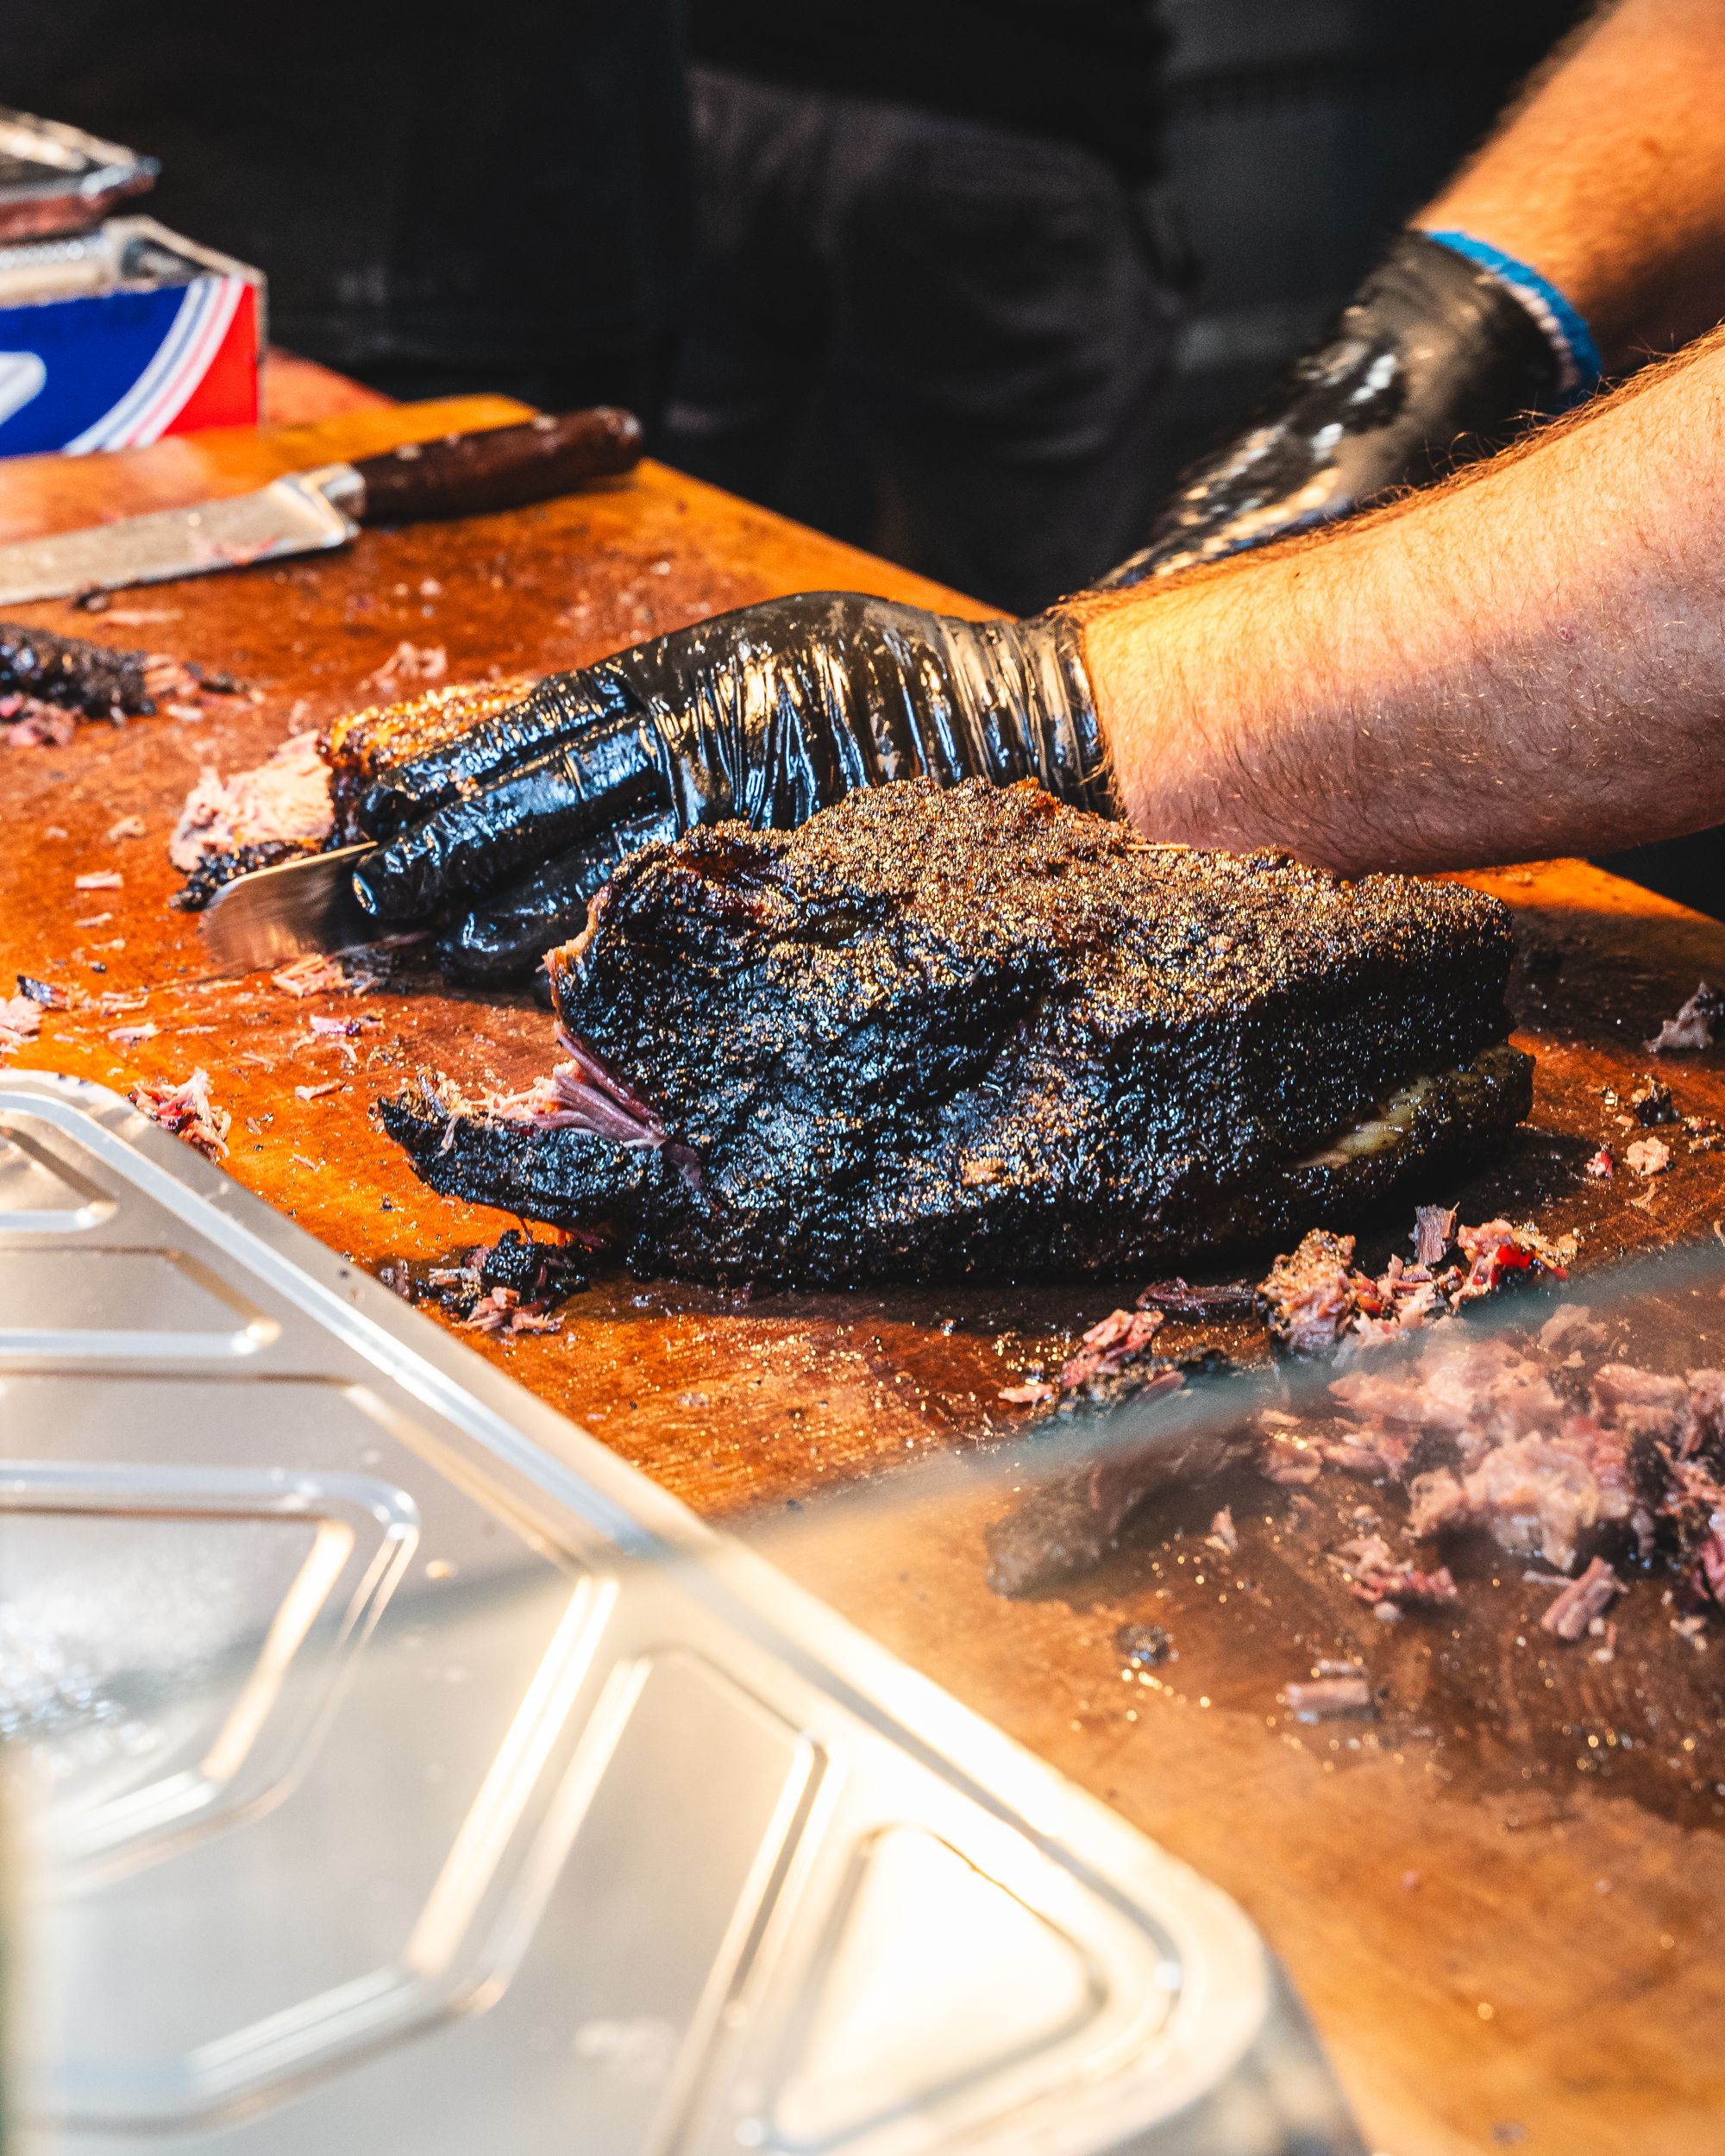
(351, 592), (1107, 981)
(1101, 230), (1578, 586)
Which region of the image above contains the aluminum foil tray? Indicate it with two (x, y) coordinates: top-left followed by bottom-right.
(0, 1072), (1361, 2156)
(0, 216), (265, 313)
(0, 110), (157, 244)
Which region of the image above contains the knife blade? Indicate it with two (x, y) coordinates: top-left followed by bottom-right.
(198, 843), (378, 975)
(0, 405), (643, 606)
(0, 465), (363, 606)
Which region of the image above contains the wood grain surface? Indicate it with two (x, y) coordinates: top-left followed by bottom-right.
(2, 404), (1722, 2156)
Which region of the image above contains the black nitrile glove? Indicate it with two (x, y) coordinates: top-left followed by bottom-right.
(1101, 230), (1576, 586)
(351, 592), (1108, 982)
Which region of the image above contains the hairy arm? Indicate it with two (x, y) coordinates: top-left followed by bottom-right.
(1419, 0), (1725, 366)
(1074, 327), (1725, 873)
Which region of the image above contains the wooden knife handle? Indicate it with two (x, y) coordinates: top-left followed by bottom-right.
(351, 407), (643, 525)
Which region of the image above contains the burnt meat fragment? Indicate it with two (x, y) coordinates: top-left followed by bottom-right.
(1628, 1074), (1678, 1127)
(171, 838), (318, 912)
(1135, 1277), (1258, 1321)
(382, 779), (1533, 1288)
(0, 620), (152, 717)
(411, 1228), (588, 1321)
(473, 1228), (586, 1303)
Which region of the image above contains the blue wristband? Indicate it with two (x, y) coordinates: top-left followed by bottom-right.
(1423, 229), (1603, 410)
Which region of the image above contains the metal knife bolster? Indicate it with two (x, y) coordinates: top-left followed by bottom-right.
(298, 461), (367, 521)
(0, 463), (366, 608)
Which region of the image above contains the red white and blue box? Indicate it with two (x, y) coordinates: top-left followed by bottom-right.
(0, 216), (265, 458)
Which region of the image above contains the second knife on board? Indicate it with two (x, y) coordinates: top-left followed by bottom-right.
(0, 404), (643, 606)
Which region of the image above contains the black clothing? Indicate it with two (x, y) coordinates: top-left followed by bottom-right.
(0, 1), (691, 419)
(665, 66), (1182, 612)
(688, 0), (1167, 180)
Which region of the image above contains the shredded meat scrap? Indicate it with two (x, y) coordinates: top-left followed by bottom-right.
(1647, 981), (1724, 1056)
(398, 1227), (587, 1337)
(988, 1179), (1725, 1646)
(1539, 1556), (1624, 1641)
(3, 695), (77, 747)
(128, 1070), (231, 1162)
(1134, 1276), (1258, 1320)
(0, 993), (41, 1057)
(457, 1286), (562, 1337)
(1327, 1533), (1458, 1611)
(269, 936), (424, 999)
(992, 1205), (1584, 1597)
(1258, 1218), (1573, 1358)
(1267, 1317), (1725, 1633)
(170, 730), (334, 873)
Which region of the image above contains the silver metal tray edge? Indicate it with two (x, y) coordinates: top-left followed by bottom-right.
(0, 1071), (1362, 2156)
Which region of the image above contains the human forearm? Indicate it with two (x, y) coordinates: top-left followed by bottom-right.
(1076, 329), (1725, 873)
(1421, 0), (1725, 367)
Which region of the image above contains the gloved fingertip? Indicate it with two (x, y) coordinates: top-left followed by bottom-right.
(348, 857), (387, 916)
(349, 847), (425, 924)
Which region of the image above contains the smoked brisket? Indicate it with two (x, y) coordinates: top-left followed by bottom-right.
(382, 778), (1533, 1288)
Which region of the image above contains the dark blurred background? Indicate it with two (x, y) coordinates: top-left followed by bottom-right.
(0, 1), (693, 422)
(665, 0), (1594, 608)
(12, 0), (1712, 911)
(3, 0), (1594, 608)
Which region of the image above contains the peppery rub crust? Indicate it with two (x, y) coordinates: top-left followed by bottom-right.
(381, 778), (1534, 1288)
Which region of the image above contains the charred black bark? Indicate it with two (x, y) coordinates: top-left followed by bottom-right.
(0, 621), (152, 717)
(383, 779), (1534, 1289)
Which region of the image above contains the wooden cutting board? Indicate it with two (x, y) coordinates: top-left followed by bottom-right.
(2, 402), (1722, 2156)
